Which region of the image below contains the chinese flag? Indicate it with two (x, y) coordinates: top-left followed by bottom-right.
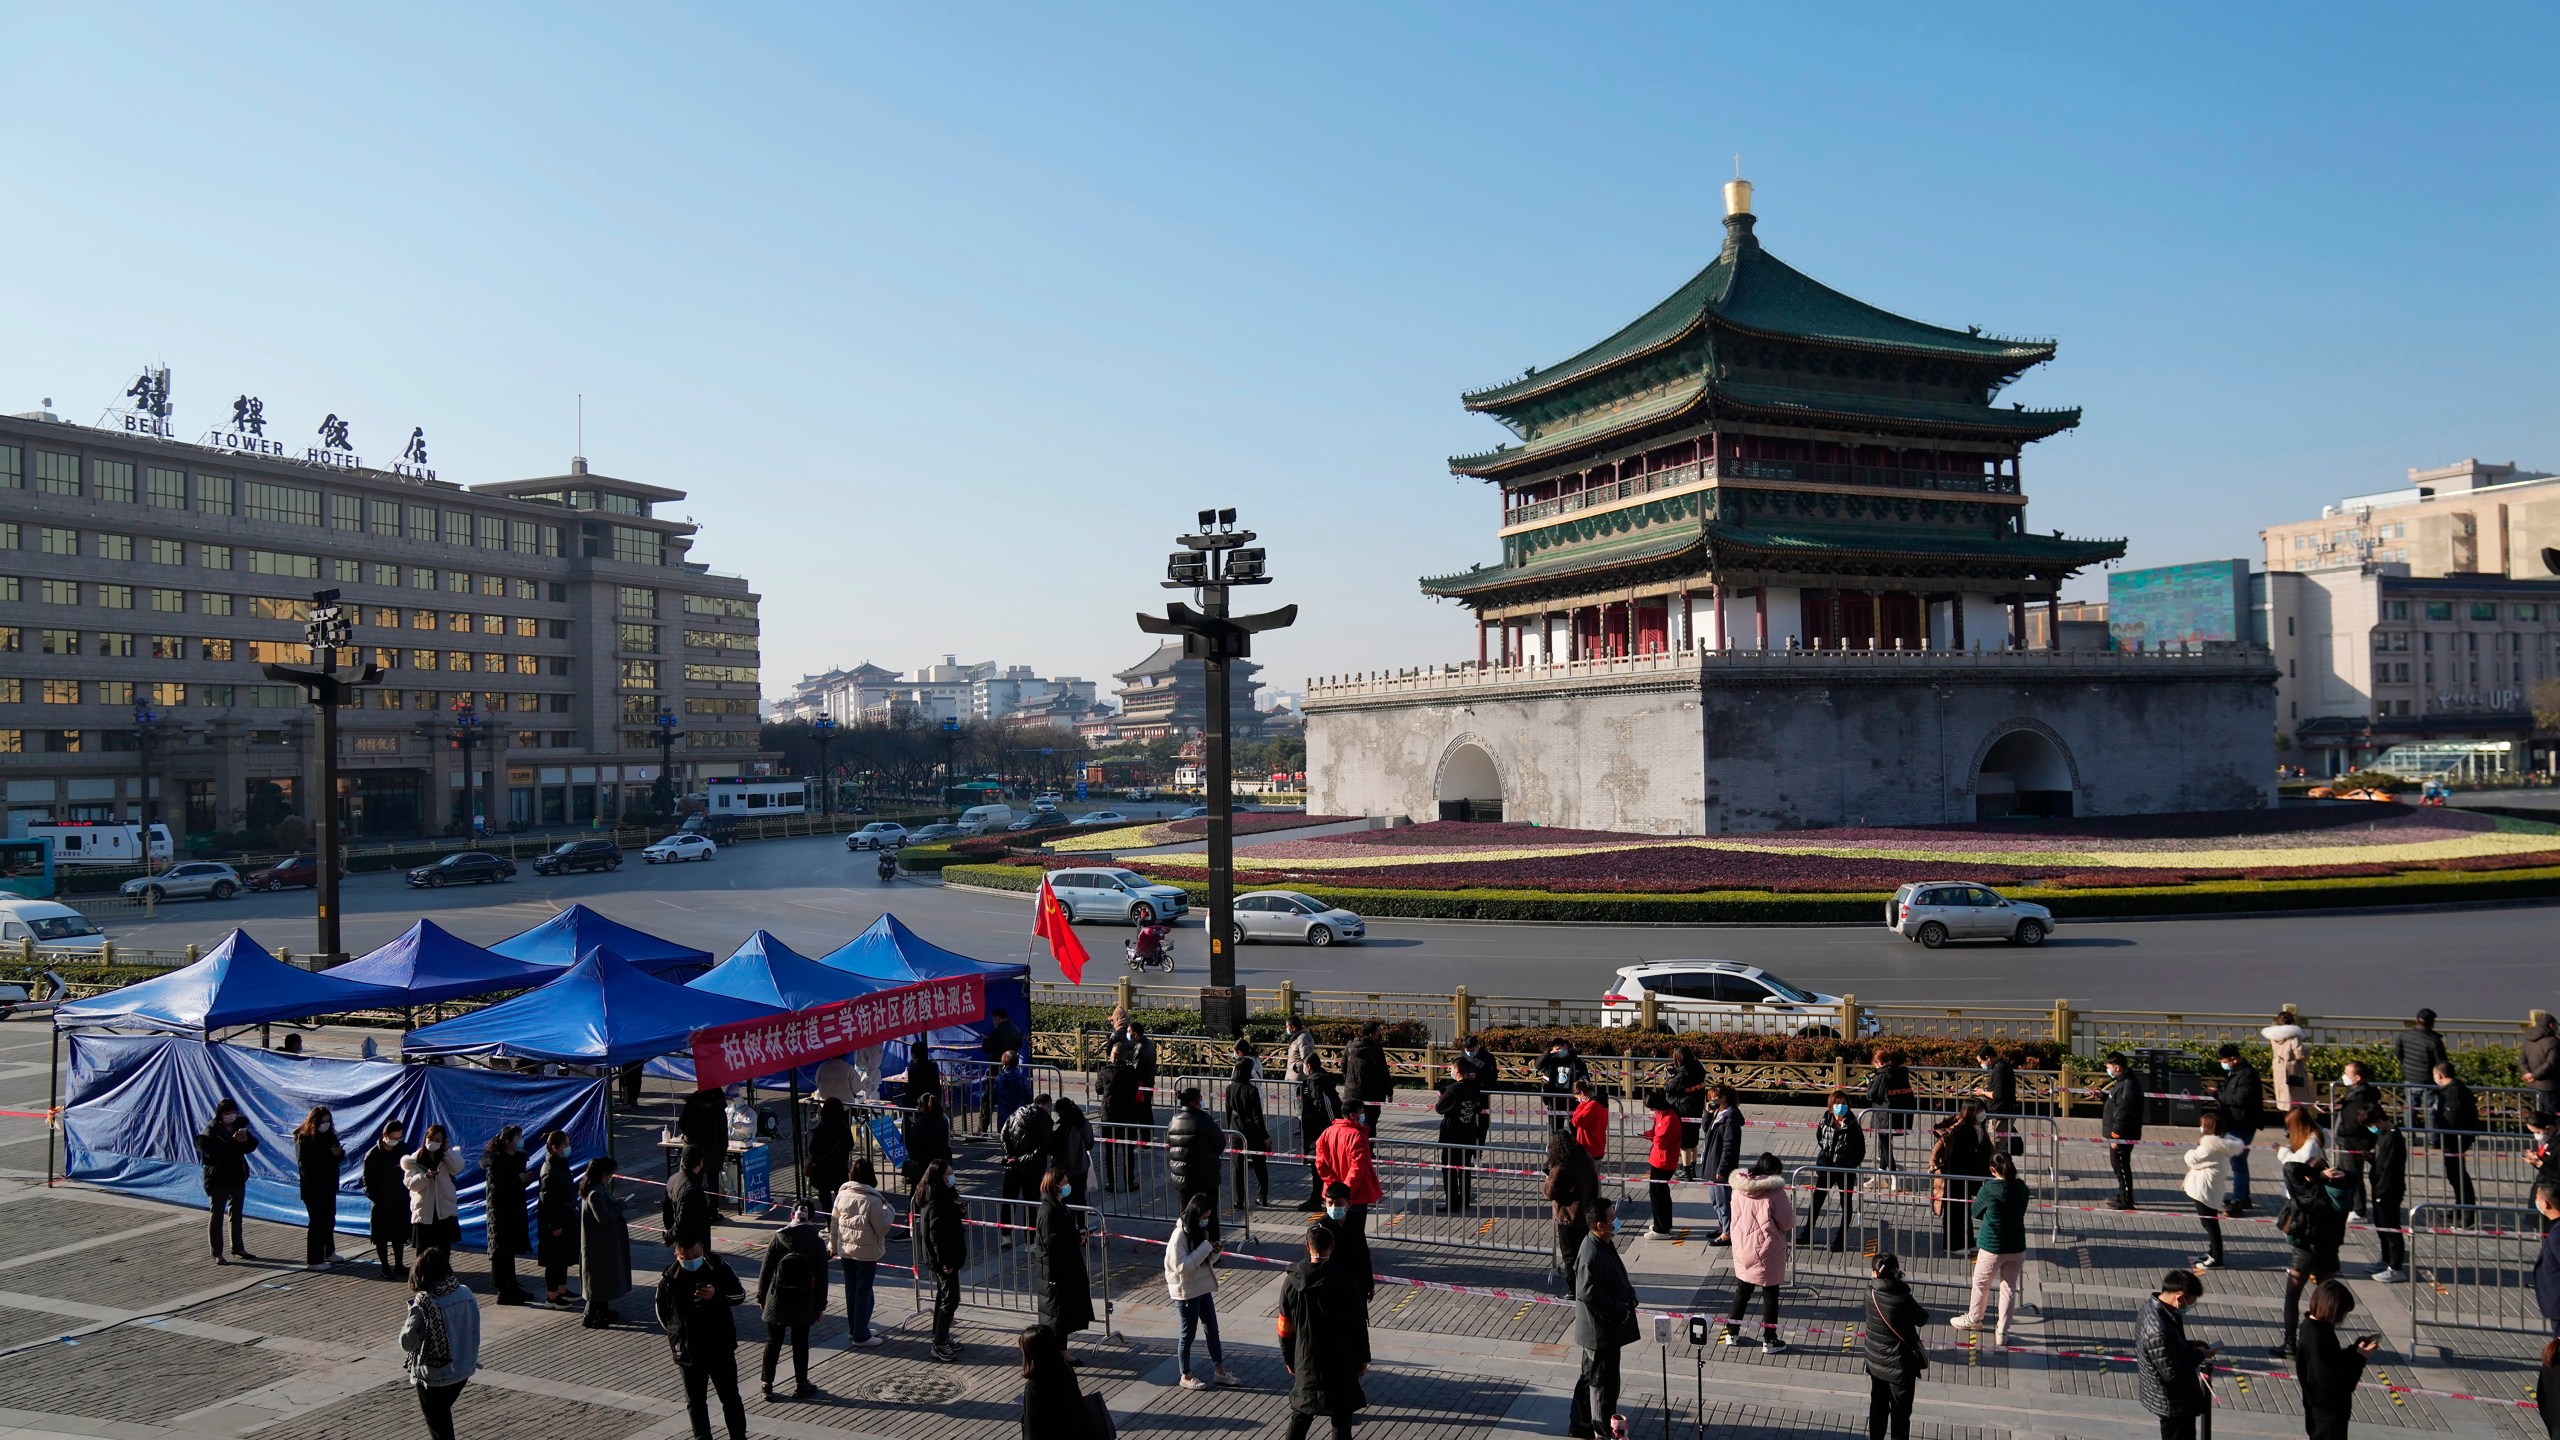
(1033, 875), (1090, 985)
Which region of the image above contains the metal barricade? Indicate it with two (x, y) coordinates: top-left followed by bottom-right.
(2398, 1129), (2536, 1209)
(1088, 1120), (1260, 1245)
(2332, 1080), (2548, 1133)
(1859, 1109), (2064, 1215)
(2407, 1202), (2545, 1354)
(1365, 1135), (1615, 1259)
(911, 1194), (1112, 1334)
(1789, 1165), (2021, 1291)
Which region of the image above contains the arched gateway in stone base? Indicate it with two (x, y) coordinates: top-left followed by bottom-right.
(1435, 738), (1504, 822)
(1970, 724), (2079, 820)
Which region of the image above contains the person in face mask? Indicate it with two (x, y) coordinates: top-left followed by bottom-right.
(2097, 1054), (2146, 1211)
(1798, 1090), (1864, 1252)
(196, 1098), (259, 1264)
(366, 1122), (413, 1279)
(294, 1105), (344, 1270)
(2213, 1043), (2264, 1214)
(1314, 1180), (1374, 1303)
(655, 1230), (747, 1440)
(403, 1123), (465, 1253)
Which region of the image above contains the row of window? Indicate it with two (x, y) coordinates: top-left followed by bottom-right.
(616, 588), (760, 622)
(2372, 661), (2535, 687)
(2372, 629), (2551, 653)
(0, 443), (565, 555)
(2, 530), (578, 602)
(2, 678), (580, 709)
(2384, 599), (2550, 622)
(617, 695), (756, 721)
(0, 577), (585, 619)
(0, 727), (609, 755)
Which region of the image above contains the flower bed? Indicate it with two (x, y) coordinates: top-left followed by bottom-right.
(1050, 813), (1355, 854)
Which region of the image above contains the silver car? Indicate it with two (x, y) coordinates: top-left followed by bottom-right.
(119, 862), (243, 904)
(1046, 867), (1190, 926)
(1887, 881), (2054, 948)
(1231, 890), (1364, 947)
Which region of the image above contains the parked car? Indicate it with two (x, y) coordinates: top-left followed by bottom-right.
(0, 900), (107, 954)
(904, 822), (964, 845)
(1006, 810), (1074, 835)
(120, 862), (242, 904)
(1598, 961), (1877, 1035)
(955, 804), (1014, 835)
(679, 813), (740, 842)
(532, 838), (623, 876)
(845, 822), (909, 851)
(1045, 867), (1191, 926)
(1886, 882), (2055, 948)
(244, 853), (335, 892)
(1173, 805), (1208, 820)
(1073, 810), (1132, 827)
(643, 833), (718, 864)
(1230, 890), (1364, 947)
(406, 852), (517, 888)
(1033, 792), (1064, 810)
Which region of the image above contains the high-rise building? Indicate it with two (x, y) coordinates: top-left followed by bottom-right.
(2261, 459), (2559, 577)
(0, 395), (763, 839)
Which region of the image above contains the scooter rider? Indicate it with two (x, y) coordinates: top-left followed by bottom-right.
(1127, 921), (1173, 971)
(875, 851), (896, 883)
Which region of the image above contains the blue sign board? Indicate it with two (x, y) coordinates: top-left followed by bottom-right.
(1075, 780), (1088, 800)
(740, 1143), (771, 1208)
(868, 1115), (908, 1170)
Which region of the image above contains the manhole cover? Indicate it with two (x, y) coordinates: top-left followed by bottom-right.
(872, 1374), (966, 1405)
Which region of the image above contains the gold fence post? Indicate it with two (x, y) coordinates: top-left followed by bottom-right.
(1453, 985), (1472, 1038)
(2059, 1057), (2077, 1120)
(1832, 1056), (1849, 1093)
(100, 942), (115, 968)
(2052, 999), (2073, 1050)
(279, 947), (292, 969)
(1840, 992), (1861, 1040)
(18, 938), (32, 966)
(1279, 980), (1298, 1023)
(1639, 988), (1659, 1032)
(186, 943), (200, 964)
(1114, 974), (1133, 1013)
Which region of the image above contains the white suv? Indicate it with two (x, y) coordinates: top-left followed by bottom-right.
(1597, 961), (1877, 1035)
(1046, 867), (1191, 926)
(1887, 882), (2055, 948)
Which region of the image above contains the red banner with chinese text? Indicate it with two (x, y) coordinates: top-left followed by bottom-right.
(688, 974), (988, 1092)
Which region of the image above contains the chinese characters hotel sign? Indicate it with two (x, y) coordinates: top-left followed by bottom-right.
(690, 974), (987, 1090)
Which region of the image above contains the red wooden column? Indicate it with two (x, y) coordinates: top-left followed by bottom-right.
(1477, 619), (1487, 667)
(2045, 593), (2061, 651)
(2009, 594), (2027, 649)
(1711, 583), (1726, 650)
(1754, 588), (1768, 650)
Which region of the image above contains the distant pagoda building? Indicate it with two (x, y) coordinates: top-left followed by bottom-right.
(1307, 177), (2274, 832)
(1112, 642), (1266, 742)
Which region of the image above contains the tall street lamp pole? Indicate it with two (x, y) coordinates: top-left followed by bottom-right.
(813, 713), (837, 820)
(654, 709), (685, 817)
(940, 716), (960, 802)
(452, 699), (484, 836)
(262, 589), (380, 964)
(1139, 508), (1294, 1037)
(130, 701), (159, 869)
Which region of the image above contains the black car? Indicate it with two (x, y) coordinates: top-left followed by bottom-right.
(1006, 810), (1074, 834)
(405, 851), (517, 888)
(532, 838), (623, 876)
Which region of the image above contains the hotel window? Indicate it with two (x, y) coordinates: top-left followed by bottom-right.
(197, 474), (234, 514)
(0, 523), (12, 548)
(0, 684), (16, 705)
(372, 563), (398, 587)
(0, 579), (17, 601)
(509, 520), (539, 555)
(622, 623), (658, 652)
(513, 617), (537, 638)
(445, 612), (470, 633)
(373, 646), (399, 670)
(93, 460), (135, 504)
(2522, 604), (2544, 621)
(441, 651), (470, 672)
(2472, 602), (2499, 621)
(96, 681), (134, 706)
(444, 570), (468, 593)
(38, 527), (77, 556)
(95, 633), (133, 658)
(683, 595), (758, 620)
(245, 550), (319, 578)
(623, 695), (660, 722)
(405, 505), (437, 542)
(475, 613), (501, 635)
(332, 559), (361, 583)
(479, 652), (504, 674)
(2387, 600), (2408, 620)
(513, 654), (538, 676)
(410, 567), (435, 590)
(410, 609), (437, 630)
(39, 579), (77, 605)
(368, 606), (397, 628)
(618, 586), (656, 618)
(149, 538), (183, 565)
(95, 533), (132, 562)
(39, 629), (78, 655)
(0, 627), (15, 651)
(150, 588), (184, 612)
(410, 648), (437, 671)
(477, 515), (504, 550)
(0, 444), (17, 487)
(542, 526), (561, 557)
(33, 451), (80, 495)
(40, 730), (81, 753)
(2425, 601), (2452, 621)
(620, 659), (658, 689)
(247, 641), (312, 664)
(366, 499), (399, 536)
(514, 693), (541, 712)
(548, 696), (572, 715)
(248, 685), (300, 708)
(97, 584), (132, 609)
(513, 578), (538, 601)
(41, 680), (79, 704)
(200, 593), (233, 616)
(684, 663), (759, 685)
(148, 682), (185, 707)
(329, 494), (361, 531)
(478, 574), (505, 597)
(145, 467), (185, 508)
(201, 544), (231, 569)
(444, 510), (472, 547)
(610, 525), (662, 566)
(548, 655), (571, 675)
(149, 635), (182, 660)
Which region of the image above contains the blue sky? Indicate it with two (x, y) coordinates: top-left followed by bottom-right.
(5, 6), (2552, 702)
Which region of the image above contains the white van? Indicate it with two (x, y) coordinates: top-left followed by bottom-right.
(955, 804), (1015, 836)
(24, 823), (173, 868)
(0, 900), (108, 954)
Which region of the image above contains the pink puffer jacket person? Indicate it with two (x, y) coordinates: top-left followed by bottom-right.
(1726, 1165), (1796, 1286)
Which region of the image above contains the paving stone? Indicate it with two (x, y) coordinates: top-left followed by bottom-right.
(0, 1300), (84, 1348)
(1133, 1346), (1528, 1438)
(1692, 1399), (2012, 1440)
(0, 1326), (304, 1422)
(251, 1378), (654, 1440)
(0, 1195), (172, 1264)
(190, 1265), (441, 1345)
(1, 1217), (305, 1310)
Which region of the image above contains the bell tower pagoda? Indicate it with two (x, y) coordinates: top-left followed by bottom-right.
(1423, 176), (2125, 663)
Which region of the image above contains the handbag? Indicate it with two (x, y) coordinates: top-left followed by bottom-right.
(1083, 1392), (1117, 1438)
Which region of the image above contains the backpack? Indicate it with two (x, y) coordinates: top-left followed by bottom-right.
(773, 1245), (818, 1302)
(2275, 1198), (2304, 1238)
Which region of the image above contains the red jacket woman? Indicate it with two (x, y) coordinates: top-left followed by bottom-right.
(1648, 1106), (1682, 1171)
(1313, 1115), (1383, 1206)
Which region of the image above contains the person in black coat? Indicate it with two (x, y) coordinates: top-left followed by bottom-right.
(1035, 1168), (1095, 1354)
(1436, 1061), (1487, 1212)
(1972, 1047), (2018, 1156)
(481, 1125), (533, 1304)
(1316, 1181), (1375, 1305)
(2335, 1063), (2385, 1214)
(364, 1120), (412, 1279)
(294, 1105), (343, 1269)
(1864, 1253), (1930, 1440)
(1164, 1088), (1227, 1238)
(2297, 1280), (2376, 1440)
(678, 1087), (730, 1211)
(1866, 1051), (1915, 1172)
(1569, 1197), (1639, 1439)
(902, 1090), (953, 1194)
(1224, 1056), (1272, 1209)
(580, 1159), (634, 1329)
(2432, 1061), (2480, 1207)
(1801, 1091), (1865, 1250)
(906, 1042), (943, 1111)
(806, 1098), (854, 1214)
(2216, 1043), (2267, 1213)
(913, 1159), (968, 1360)
(2136, 1270), (2215, 1440)
(1098, 1044), (1148, 1191)
(655, 1231), (748, 1440)
(535, 1130), (580, 1306)
(197, 1098), (259, 1264)
(1002, 1094), (1056, 1208)
(2367, 1110), (2409, 1280)
(757, 1207), (830, 1399)
(1668, 1044), (1708, 1180)
(1341, 1021), (1391, 1134)
(1279, 1223), (1370, 1439)
(2099, 1053), (2146, 1210)
(1019, 1323), (1103, 1440)
(2394, 1010), (2451, 1127)
(1540, 1040), (1589, 1135)
(664, 1150), (715, 1249)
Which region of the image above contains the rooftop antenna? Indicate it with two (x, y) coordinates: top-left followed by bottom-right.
(572, 393), (587, 475)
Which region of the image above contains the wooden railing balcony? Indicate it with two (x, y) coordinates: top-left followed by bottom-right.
(1502, 458), (2020, 529)
(1305, 643), (2276, 702)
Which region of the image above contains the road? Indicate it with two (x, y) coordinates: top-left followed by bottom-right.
(77, 832), (2560, 1019)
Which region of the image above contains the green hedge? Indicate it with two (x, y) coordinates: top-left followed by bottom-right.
(1030, 1000), (1429, 1049)
(944, 862), (2560, 922)
(1472, 1027), (2058, 1068)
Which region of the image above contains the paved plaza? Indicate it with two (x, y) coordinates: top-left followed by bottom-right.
(0, 1014), (2551, 1440)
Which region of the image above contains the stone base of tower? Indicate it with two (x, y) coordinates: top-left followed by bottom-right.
(1304, 649), (2277, 834)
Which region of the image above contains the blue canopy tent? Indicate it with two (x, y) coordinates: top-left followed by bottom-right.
(487, 904), (713, 977)
(817, 913), (1031, 1091)
(53, 929), (410, 1035)
(328, 919), (559, 1005)
(403, 945), (781, 1067)
(690, 930), (896, 1011)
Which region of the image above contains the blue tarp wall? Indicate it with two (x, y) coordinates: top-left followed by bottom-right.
(64, 1035), (609, 1247)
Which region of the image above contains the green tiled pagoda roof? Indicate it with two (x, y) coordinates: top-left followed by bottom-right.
(1448, 378), (2077, 474)
(1420, 528), (1702, 598)
(1705, 520), (2125, 567)
(1461, 215), (2055, 411)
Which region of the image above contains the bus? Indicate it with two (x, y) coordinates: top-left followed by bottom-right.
(943, 781), (1006, 808)
(0, 838), (54, 900)
(703, 778), (808, 818)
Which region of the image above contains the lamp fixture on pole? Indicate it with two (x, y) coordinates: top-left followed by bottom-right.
(261, 589), (382, 964)
(1136, 507), (1295, 1037)
(813, 713), (837, 820)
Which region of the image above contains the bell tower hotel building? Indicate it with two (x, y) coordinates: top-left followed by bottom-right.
(0, 388), (765, 839)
